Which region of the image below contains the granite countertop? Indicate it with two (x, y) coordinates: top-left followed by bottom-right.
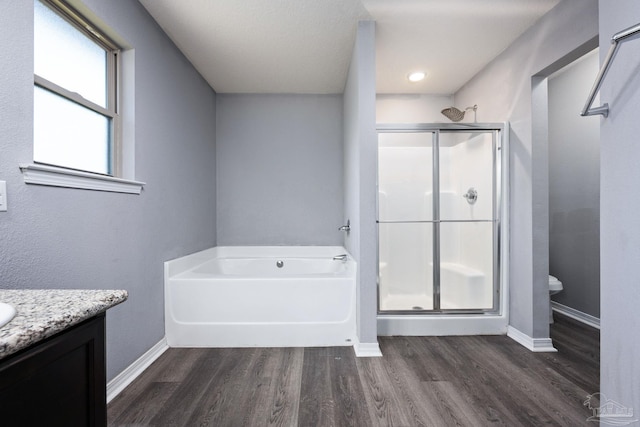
(0, 289), (128, 360)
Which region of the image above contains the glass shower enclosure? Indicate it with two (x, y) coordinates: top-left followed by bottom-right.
(377, 123), (504, 314)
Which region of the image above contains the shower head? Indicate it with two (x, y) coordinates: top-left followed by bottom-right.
(441, 104), (478, 122)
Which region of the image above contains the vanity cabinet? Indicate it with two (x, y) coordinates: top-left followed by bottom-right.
(0, 314), (106, 427)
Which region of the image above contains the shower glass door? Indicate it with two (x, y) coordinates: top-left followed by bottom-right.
(378, 125), (500, 313)
(378, 132), (435, 311)
(438, 131), (495, 310)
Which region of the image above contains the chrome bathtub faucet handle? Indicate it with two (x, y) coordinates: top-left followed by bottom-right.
(339, 219), (351, 232)
(333, 254), (348, 261)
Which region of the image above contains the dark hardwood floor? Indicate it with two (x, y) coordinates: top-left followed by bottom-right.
(108, 313), (599, 426)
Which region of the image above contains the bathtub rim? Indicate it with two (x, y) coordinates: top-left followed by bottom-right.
(165, 245), (355, 278)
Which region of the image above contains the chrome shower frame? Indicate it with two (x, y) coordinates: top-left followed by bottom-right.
(375, 122), (509, 316)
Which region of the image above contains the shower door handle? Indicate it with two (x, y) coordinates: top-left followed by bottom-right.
(463, 188), (478, 204)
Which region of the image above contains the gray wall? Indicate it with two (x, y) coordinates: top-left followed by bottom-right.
(548, 50), (600, 318)
(343, 21), (377, 344)
(215, 94), (343, 246)
(376, 94), (454, 122)
(454, 0), (598, 338)
(0, 0), (217, 380)
(599, 0), (640, 412)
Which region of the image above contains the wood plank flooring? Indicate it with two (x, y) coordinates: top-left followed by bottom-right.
(108, 313), (599, 426)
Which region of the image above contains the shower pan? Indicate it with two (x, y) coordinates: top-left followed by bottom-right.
(377, 123), (509, 336)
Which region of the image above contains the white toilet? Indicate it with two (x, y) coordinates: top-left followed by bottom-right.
(548, 275), (563, 323)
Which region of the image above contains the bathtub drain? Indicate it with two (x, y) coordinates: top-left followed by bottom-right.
(412, 306), (423, 310)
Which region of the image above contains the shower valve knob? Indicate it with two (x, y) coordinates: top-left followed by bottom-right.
(463, 188), (478, 204)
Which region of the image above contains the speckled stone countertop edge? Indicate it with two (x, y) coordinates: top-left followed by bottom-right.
(0, 289), (128, 360)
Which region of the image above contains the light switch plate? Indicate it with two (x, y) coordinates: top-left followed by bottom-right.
(0, 181), (7, 211)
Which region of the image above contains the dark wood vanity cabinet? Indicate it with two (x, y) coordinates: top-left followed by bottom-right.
(0, 314), (107, 427)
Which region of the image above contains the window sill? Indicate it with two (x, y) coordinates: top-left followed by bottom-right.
(19, 164), (145, 194)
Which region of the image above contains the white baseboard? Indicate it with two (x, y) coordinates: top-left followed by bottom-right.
(353, 340), (383, 357)
(507, 326), (557, 352)
(106, 337), (169, 403)
(551, 301), (600, 329)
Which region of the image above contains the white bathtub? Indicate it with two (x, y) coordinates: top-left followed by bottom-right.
(164, 246), (357, 348)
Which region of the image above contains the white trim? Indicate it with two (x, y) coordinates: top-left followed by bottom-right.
(19, 163), (144, 194)
(106, 337), (168, 403)
(353, 340), (382, 357)
(551, 301), (600, 329)
(507, 326), (557, 352)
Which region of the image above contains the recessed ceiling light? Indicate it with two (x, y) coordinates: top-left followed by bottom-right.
(407, 71), (426, 82)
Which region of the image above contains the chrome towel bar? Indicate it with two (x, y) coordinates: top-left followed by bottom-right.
(581, 22), (640, 118)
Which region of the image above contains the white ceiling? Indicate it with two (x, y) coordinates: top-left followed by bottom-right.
(138, 0), (561, 95)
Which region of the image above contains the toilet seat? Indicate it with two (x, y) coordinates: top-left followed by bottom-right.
(548, 275), (563, 292)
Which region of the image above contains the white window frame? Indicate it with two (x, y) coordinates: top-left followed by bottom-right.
(24, 0), (144, 194)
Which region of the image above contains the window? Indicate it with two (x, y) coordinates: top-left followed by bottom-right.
(34, 0), (119, 176)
